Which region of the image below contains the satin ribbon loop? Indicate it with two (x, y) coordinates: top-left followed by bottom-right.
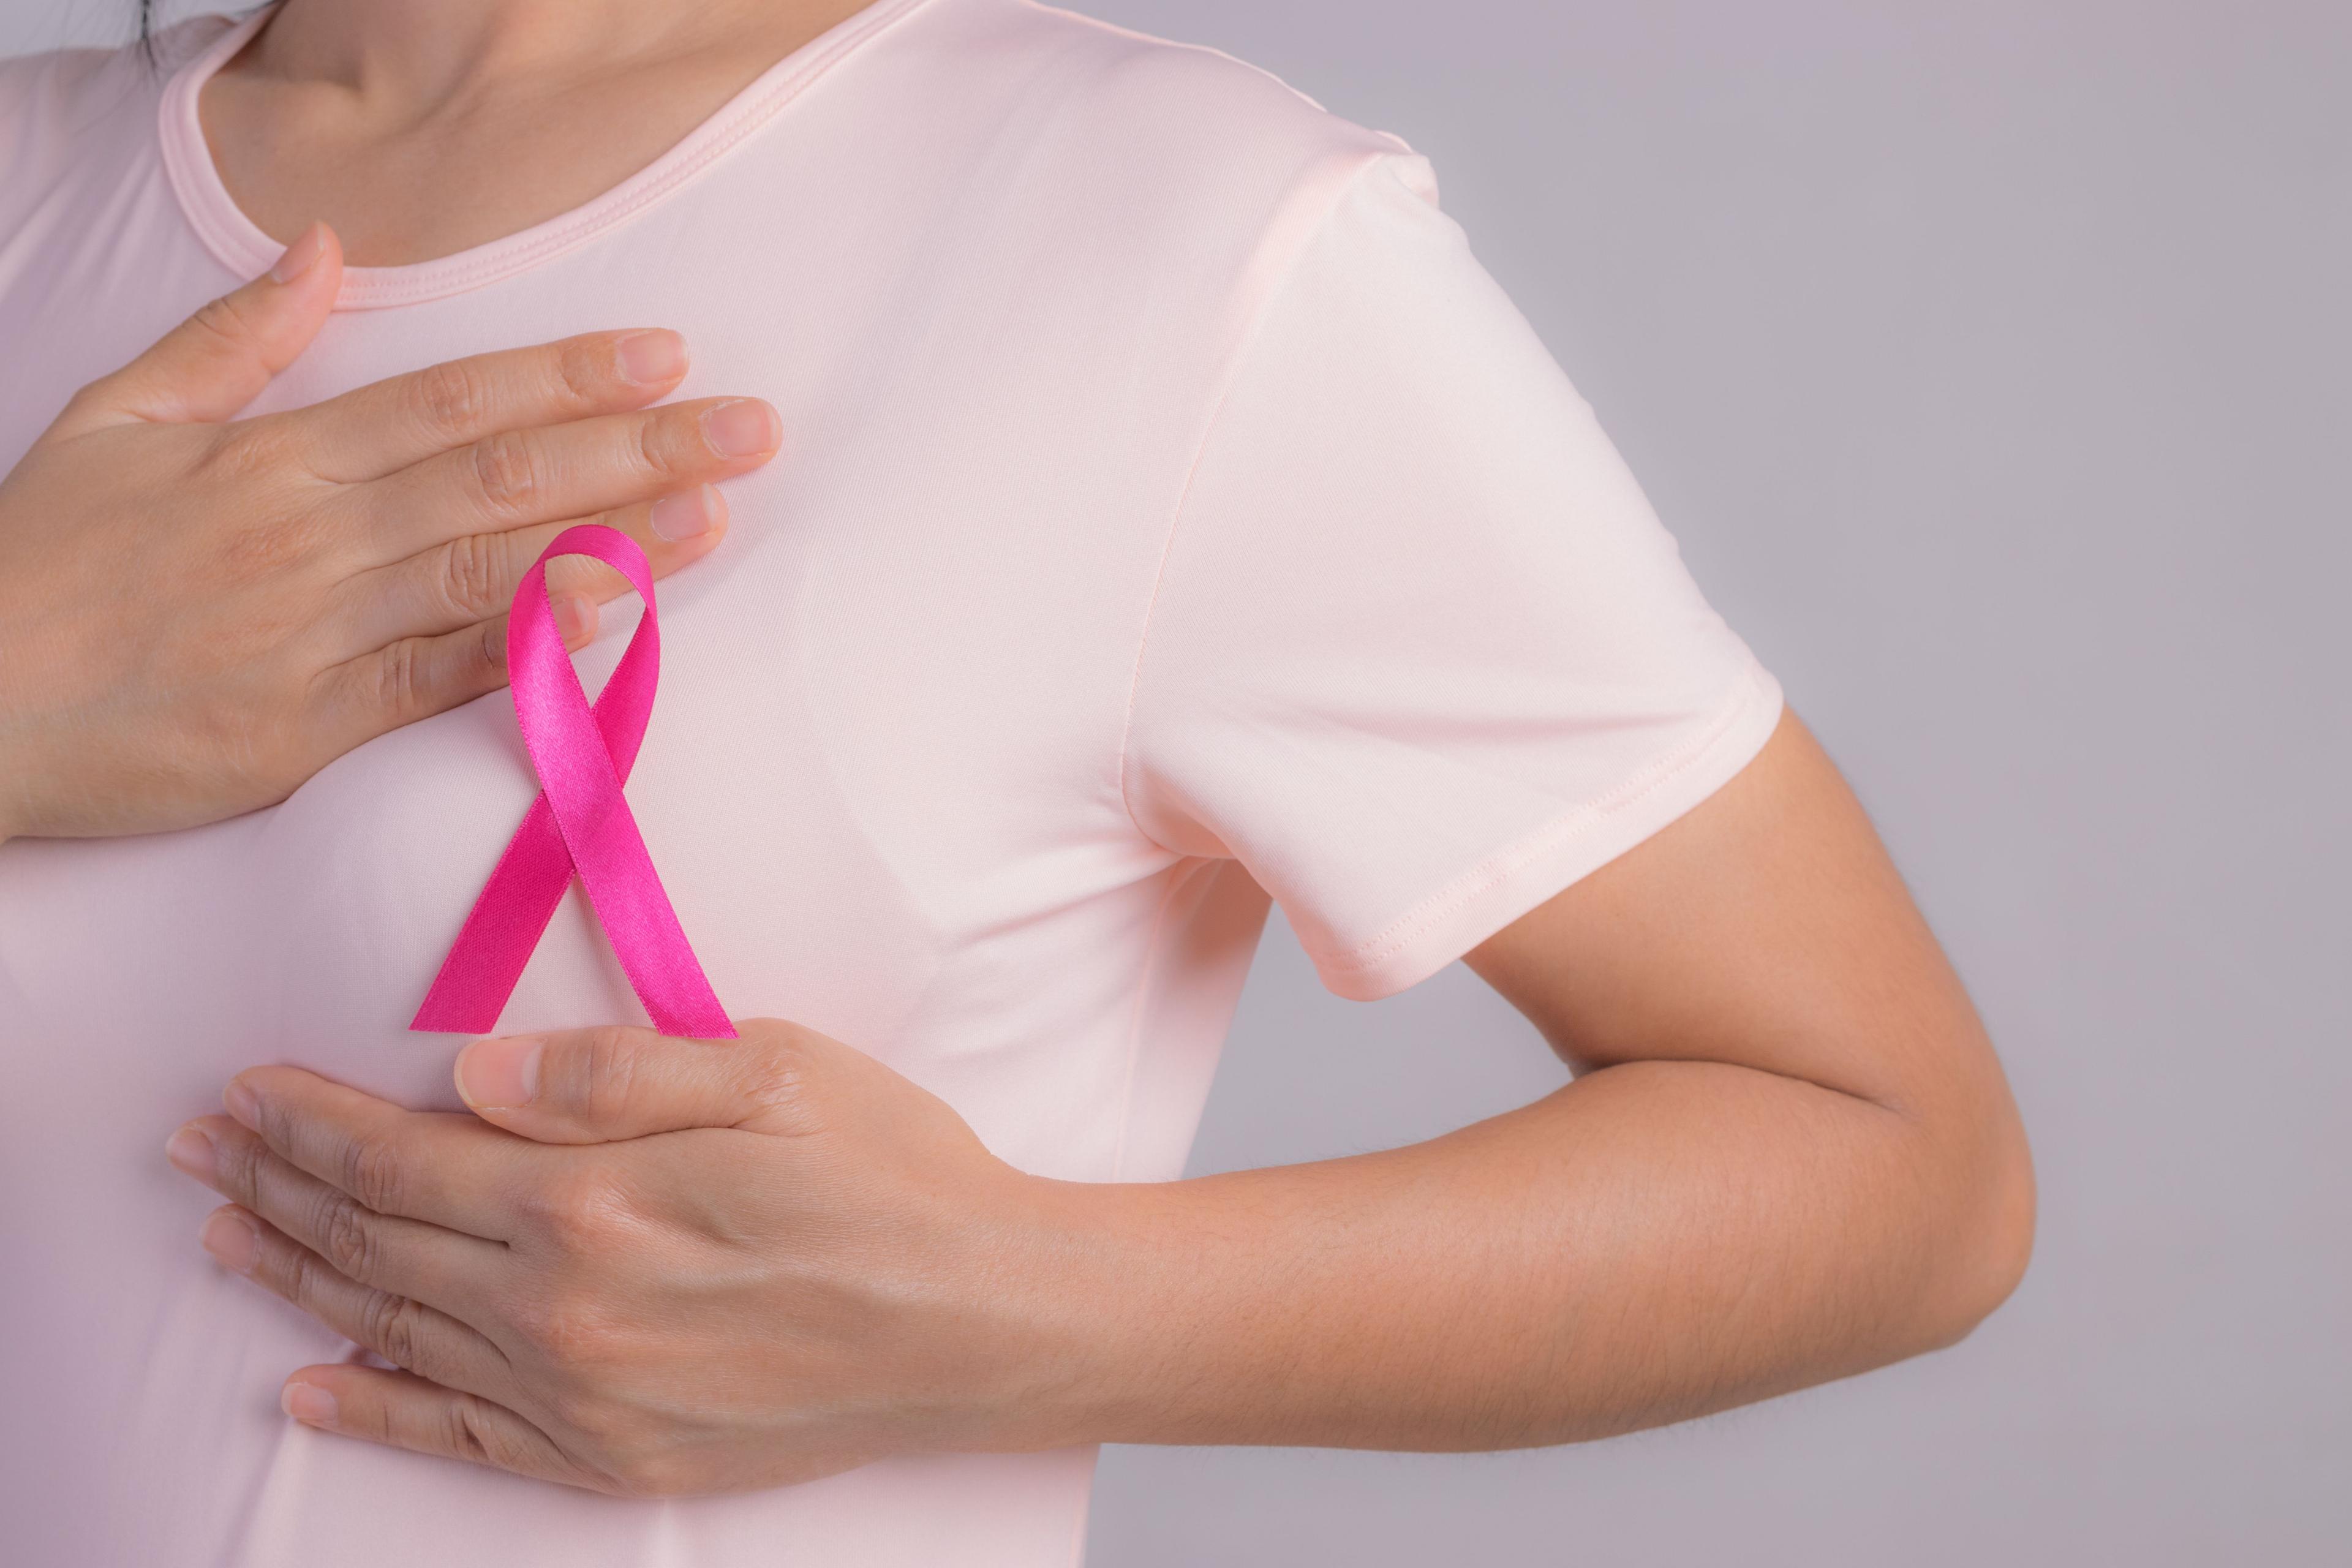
(411, 524), (735, 1039)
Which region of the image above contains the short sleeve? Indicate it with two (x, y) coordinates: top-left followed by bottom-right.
(1120, 150), (1784, 1001)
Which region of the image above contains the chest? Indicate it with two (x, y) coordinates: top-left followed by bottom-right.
(0, 109), (1234, 1118)
(0, 320), (1172, 1096)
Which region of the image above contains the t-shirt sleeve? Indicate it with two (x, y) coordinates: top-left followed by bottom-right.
(1120, 149), (1785, 1001)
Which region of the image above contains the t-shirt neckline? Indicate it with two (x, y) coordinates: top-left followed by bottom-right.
(157, 0), (935, 311)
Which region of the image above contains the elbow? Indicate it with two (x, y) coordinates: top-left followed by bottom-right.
(1908, 1086), (2037, 1353)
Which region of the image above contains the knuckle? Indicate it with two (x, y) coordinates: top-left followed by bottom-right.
(341, 1128), (408, 1216)
(554, 336), (611, 406)
(578, 1027), (646, 1126)
(188, 291), (262, 355)
(468, 429), (545, 518)
(541, 1381), (620, 1444)
(361, 1292), (429, 1371)
(519, 1284), (627, 1369)
(208, 1127), (265, 1202)
(317, 1189), (382, 1280)
(200, 417), (298, 483)
(410, 358), (493, 443)
(213, 513), (311, 584)
(446, 1398), (527, 1471)
(434, 530), (513, 620)
(248, 1093), (304, 1164)
(525, 1163), (633, 1254)
(505, 1289), (565, 1354)
(636, 411), (676, 477)
(475, 616), (508, 675)
(285, 1242), (340, 1310)
(209, 498), (327, 587)
(743, 1028), (818, 1119)
(361, 636), (429, 720)
(59, 378), (109, 420)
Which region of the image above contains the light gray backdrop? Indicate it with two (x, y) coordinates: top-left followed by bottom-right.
(7, 2), (2345, 1562)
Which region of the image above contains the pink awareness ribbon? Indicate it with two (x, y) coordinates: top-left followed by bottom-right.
(410, 524), (736, 1039)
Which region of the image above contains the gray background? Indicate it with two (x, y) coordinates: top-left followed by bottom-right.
(8, 1), (2346, 1562)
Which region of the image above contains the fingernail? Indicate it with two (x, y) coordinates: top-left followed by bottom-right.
(283, 1382), (338, 1425)
(223, 1077), (259, 1129)
(650, 486), (718, 541)
(551, 592), (595, 643)
(616, 329), (687, 385)
(270, 222), (328, 283)
(457, 1036), (543, 1110)
(164, 1126), (218, 1183)
(701, 399), (780, 458)
(200, 1209), (259, 1273)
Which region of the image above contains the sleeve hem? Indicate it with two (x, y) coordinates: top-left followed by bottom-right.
(1306, 656), (1787, 1002)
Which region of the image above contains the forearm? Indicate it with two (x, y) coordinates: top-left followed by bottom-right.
(1008, 1057), (2029, 1453)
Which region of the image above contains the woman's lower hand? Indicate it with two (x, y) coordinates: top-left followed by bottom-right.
(0, 221), (782, 842)
(164, 1021), (1092, 1497)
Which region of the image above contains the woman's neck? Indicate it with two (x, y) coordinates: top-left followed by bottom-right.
(243, 0), (769, 113)
(201, 0), (881, 265)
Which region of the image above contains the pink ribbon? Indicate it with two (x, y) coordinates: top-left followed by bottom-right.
(410, 524), (735, 1039)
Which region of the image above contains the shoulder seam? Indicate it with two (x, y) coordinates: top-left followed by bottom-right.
(1011, 0), (1332, 118)
(1010, 0), (1420, 157)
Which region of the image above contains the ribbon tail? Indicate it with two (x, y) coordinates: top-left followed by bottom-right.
(409, 793), (575, 1035)
(560, 797), (737, 1039)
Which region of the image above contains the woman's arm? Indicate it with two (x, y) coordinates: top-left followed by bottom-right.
(164, 706), (2032, 1493)
(1034, 706), (2034, 1449)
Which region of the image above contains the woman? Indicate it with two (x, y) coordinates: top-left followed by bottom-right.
(0, 2), (2035, 1565)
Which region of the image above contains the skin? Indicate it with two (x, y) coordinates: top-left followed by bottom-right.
(91, 0), (2032, 1497)
(0, 224), (783, 840)
(199, 0), (883, 264)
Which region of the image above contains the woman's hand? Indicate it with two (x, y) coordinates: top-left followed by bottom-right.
(163, 1023), (1082, 1497)
(0, 221), (782, 841)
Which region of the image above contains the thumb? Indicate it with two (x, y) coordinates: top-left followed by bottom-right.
(47, 220), (342, 439)
(453, 1020), (819, 1144)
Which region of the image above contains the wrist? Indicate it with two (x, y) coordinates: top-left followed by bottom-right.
(962, 1167), (1287, 1455)
(949, 1170), (1186, 1453)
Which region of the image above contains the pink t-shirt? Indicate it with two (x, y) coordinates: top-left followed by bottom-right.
(0, 1), (1783, 1563)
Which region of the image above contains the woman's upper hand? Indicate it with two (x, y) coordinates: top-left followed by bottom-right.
(0, 221), (782, 842)
(164, 1022), (1080, 1498)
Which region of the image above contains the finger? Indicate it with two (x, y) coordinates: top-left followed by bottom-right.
(197, 1205), (522, 1409)
(44, 221), (341, 439)
(277, 1365), (597, 1491)
(290, 328), (692, 483)
(455, 1020), (823, 1144)
(536, 483), (725, 602)
(328, 483), (726, 660)
(301, 586), (598, 758)
(359, 396), (780, 564)
(167, 1114), (505, 1312)
(218, 1065), (544, 1241)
